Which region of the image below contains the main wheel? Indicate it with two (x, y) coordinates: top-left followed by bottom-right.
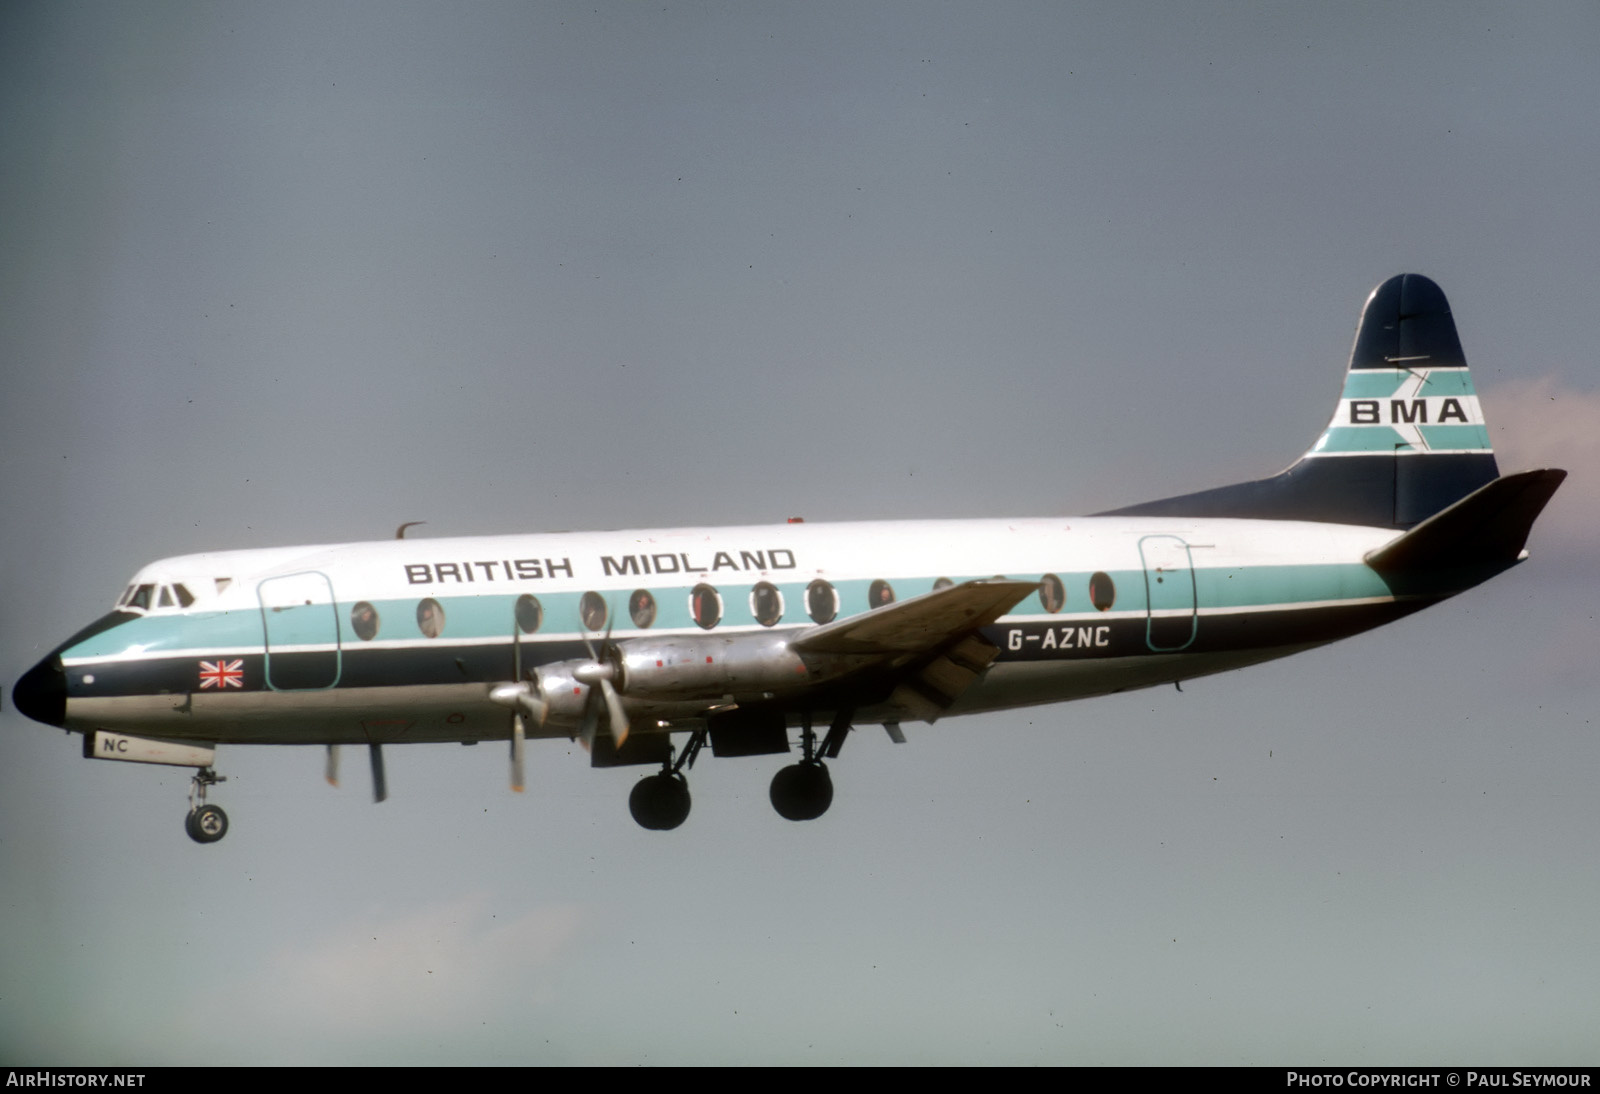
(186, 804), (229, 844)
(629, 773), (691, 830)
(769, 760), (833, 821)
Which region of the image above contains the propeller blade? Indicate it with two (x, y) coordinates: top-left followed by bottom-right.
(511, 712), (526, 793)
(601, 677), (629, 748)
(577, 685), (600, 750)
(369, 742), (388, 804)
(325, 744), (340, 787)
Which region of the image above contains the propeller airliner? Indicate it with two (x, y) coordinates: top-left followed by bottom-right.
(13, 274), (1566, 841)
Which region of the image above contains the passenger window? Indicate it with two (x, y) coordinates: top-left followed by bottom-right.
(579, 591), (607, 631)
(351, 601), (380, 641)
(1039, 573), (1065, 613)
(629, 589), (657, 629)
(417, 598), (446, 638)
(1089, 572), (1116, 612)
(868, 579), (895, 609)
(750, 582), (783, 627)
(805, 579), (837, 624)
(515, 594), (543, 635)
(690, 584), (722, 630)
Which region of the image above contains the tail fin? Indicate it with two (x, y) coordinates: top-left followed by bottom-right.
(1103, 274), (1500, 528)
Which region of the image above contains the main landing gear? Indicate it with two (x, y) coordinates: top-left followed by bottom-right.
(768, 709), (850, 822)
(627, 711), (855, 830)
(628, 726), (705, 830)
(184, 766), (229, 844)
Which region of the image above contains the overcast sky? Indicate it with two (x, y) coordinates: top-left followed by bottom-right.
(3, 1), (1598, 1066)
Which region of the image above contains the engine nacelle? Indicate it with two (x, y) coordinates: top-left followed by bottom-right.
(529, 634), (867, 717)
(531, 661), (592, 722)
(615, 633), (813, 702)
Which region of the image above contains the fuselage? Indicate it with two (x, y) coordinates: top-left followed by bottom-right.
(20, 513), (1463, 747)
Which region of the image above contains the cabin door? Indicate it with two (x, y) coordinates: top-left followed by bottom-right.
(258, 571), (342, 689)
(1138, 535), (1197, 652)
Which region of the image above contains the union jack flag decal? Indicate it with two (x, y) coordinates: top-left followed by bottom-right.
(198, 659), (244, 689)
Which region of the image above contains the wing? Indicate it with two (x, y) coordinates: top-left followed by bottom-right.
(793, 578), (1040, 655)
(793, 578), (1040, 721)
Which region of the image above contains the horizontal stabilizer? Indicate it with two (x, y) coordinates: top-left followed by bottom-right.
(1365, 468), (1566, 574)
(793, 579), (1039, 656)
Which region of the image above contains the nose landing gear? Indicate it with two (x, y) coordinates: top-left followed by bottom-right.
(185, 767), (229, 844)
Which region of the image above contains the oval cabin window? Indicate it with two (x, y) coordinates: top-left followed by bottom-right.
(515, 594), (543, 635)
(416, 598), (445, 638)
(690, 584), (722, 630)
(629, 589), (657, 629)
(805, 579), (837, 624)
(1039, 573), (1065, 614)
(1089, 572), (1116, 612)
(750, 582), (783, 627)
(579, 591), (608, 631)
(351, 601), (380, 641)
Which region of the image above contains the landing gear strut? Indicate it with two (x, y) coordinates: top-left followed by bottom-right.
(185, 766), (229, 844)
(628, 726), (706, 830)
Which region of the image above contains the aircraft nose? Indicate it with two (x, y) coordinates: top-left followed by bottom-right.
(13, 654), (66, 727)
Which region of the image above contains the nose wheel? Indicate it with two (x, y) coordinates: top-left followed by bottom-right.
(185, 766), (229, 844)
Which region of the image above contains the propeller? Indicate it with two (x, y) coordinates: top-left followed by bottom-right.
(487, 621), (546, 792)
(574, 623), (630, 749)
(369, 742), (388, 803)
(323, 743), (386, 802)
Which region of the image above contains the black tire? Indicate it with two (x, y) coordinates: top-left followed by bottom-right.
(628, 773), (691, 830)
(187, 803), (229, 844)
(769, 761), (833, 821)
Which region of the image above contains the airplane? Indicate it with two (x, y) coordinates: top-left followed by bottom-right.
(11, 274), (1567, 843)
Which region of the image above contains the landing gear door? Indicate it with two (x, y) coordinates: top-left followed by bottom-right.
(1139, 535), (1197, 652)
(258, 572), (341, 689)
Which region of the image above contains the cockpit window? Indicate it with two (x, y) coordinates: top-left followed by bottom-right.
(118, 580), (198, 612)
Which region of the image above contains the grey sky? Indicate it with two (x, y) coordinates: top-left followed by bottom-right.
(3, 2), (1597, 1065)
